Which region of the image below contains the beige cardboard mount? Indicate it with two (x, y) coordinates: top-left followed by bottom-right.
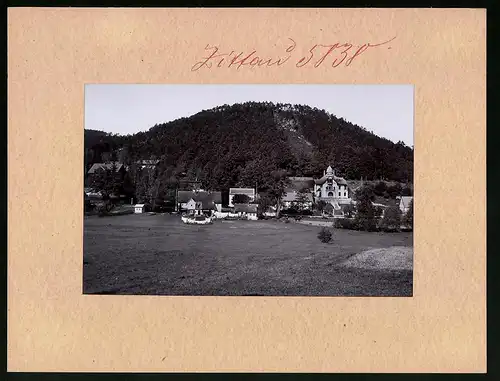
(7, 8), (486, 373)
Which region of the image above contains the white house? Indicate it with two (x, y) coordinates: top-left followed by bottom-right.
(313, 166), (352, 207)
(399, 196), (413, 214)
(177, 190), (222, 212)
(229, 188), (256, 207)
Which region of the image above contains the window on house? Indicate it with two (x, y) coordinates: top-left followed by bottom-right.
(344, 192), (347, 197)
(339, 192), (341, 196)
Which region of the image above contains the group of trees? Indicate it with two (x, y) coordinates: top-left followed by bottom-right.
(87, 164), (177, 211)
(85, 101), (413, 202)
(333, 186), (414, 232)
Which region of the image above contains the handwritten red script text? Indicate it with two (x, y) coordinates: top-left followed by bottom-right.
(191, 36), (396, 71)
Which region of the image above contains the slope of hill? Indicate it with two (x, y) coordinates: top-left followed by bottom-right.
(84, 101), (413, 192)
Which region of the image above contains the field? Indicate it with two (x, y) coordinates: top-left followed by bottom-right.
(83, 214), (413, 296)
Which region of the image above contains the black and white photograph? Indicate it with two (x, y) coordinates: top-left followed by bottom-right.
(83, 84), (414, 296)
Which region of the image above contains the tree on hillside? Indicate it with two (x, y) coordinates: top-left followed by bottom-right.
(355, 185), (375, 202)
(268, 170), (290, 218)
(232, 194), (251, 204)
(386, 183), (403, 199)
(374, 181), (387, 196)
(404, 199), (414, 229)
(135, 169), (161, 209)
(401, 184), (413, 196)
(355, 193), (377, 231)
(379, 205), (402, 232)
(89, 163), (124, 202)
(84, 101), (414, 193)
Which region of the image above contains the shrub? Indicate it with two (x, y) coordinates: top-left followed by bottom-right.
(97, 201), (114, 216)
(379, 205), (402, 232)
(334, 218), (357, 230)
(354, 195), (378, 231)
(317, 227), (333, 243)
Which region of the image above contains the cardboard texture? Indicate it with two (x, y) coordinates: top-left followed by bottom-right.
(7, 8), (486, 372)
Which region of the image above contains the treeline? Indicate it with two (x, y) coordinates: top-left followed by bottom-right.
(84, 101), (413, 194)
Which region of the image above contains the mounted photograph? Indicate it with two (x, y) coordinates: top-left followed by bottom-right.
(83, 84), (414, 296)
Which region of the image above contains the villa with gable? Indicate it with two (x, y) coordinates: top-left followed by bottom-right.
(313, 166), (352, 206)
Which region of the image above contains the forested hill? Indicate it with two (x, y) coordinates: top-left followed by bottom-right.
(84, 102), (413, 191)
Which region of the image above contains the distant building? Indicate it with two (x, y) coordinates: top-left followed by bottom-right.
(282, 189), (314, 210)
(399, 196), (413, 214)
(177, 190), (222, 213)
(87, 162), (127, 175)
(313, 165), (352, 207)
(234, 204), (258, 220)
(136, 159), (160, 170)
(134, 204), (147, 214)
(229, 188), (256, 207)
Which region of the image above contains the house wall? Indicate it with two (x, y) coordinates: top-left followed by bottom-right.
(247, 213), (258, 221)
(282, 201), (313, 210)
(214, 211), (240, 219)
(314, 182), (349, 199)
(399, 202), (409, 214)
(186, 199), (197, 210)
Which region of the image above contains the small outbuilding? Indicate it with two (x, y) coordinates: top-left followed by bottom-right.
(134, 204), (147, 214)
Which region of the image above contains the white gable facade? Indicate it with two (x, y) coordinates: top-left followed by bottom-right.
(313, 166), (352, 206)
(399, 196), (413, 214)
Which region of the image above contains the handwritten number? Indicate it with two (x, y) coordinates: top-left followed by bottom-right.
(296, 45), (317, 68)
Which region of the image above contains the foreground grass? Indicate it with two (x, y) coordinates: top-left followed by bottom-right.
(83, 214), (413, 296)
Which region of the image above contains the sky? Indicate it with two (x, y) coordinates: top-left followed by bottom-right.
(85, 84), (414, 146)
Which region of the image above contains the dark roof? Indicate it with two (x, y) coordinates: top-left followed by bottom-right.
(88, 163), (126, 174)
(234, 204), (258, 213)
(314, 175), (348, 186)
(136, 159), (160, 165)
(178, 190), (222, 204)
(282, 189), (314, 202)
(288, 177), (315, 191)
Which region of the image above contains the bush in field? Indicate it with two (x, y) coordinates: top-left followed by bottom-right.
(317, 227), (333, 243)
(97, 201), (114, 216)
(379, 205), (402, 232)
(334, 218), (357, 230)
